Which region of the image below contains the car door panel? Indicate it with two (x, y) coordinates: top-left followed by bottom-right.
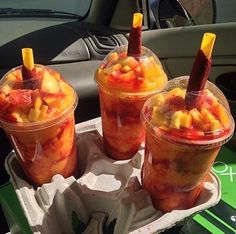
(142, 22), (236, 82)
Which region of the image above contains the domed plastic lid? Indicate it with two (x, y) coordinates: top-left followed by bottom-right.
(95, 45), (168, 95)
(141, 76), (235, 148)
(0, 64), (77, 131)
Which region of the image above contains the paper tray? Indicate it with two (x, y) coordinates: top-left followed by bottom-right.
(5, 117), (221, 234)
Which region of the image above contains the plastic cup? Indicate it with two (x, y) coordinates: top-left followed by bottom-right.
(95, 45), (168, 160)
(0, 65), (78, 186)
(141, 76), (235, 212)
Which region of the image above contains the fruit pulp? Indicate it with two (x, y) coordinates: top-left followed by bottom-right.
(7, 114), (77, 186)
(142, 130), (220, 212)
(99, 88), (149, 160)
(0, 65), (78, 186)
(141, 77), (234, 212)
(95, 46), (167, 160)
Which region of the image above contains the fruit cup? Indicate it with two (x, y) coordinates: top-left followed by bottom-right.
(141, 76), (235, 212)
(95, 45), (168, 160)
(0, 64), (78, 187)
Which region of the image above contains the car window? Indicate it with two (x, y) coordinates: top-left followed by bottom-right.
(149, 0), (236, 29)
(0, 0), (91, 18)
(179, 0), (214, 25)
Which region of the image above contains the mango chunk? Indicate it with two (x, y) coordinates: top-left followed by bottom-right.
(210, 119), (223, 131)
(170, 110), (183, 129)
(189, 108), (202, 125)
(104, 52), (119, 68)
(153, 94), (165, 107)
(152, 106), (168, 126)
(120, 71), (135, 81)
(166, 88), (186, 99)
(180, 113), (192, 128)
(41, 70), (60, 93)
(38, 105), (49, 120)
(121, 65), (131, 73)
(103, 63), (121, 74)
(201, 108), (216, 123)
(108, 52), (118, 62)
(211, 103), (230, 127)
(34, 96), (43, 110)
(120, 57), (139, 68)
(12, 111), (28, 123)
(28, 108), (41, 122)
(170, 111), (192, 129)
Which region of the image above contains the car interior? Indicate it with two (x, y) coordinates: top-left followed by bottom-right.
(0, 0), (236, 233)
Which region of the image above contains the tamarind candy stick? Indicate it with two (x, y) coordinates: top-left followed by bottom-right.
(127, 13), (143, 57)
(186, 33), (216, 109)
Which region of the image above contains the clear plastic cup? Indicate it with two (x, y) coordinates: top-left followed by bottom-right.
(141, 76), (235, 212)
(0, 65), (78, 186)
(95, 45), (168, 160)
